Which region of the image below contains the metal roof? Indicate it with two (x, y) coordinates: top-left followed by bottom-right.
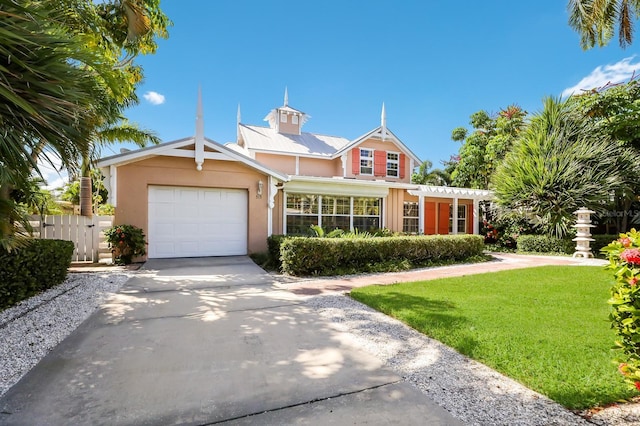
(238, 124), (350, 157)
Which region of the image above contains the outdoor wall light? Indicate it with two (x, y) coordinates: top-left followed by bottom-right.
(257, 180), (263, 198)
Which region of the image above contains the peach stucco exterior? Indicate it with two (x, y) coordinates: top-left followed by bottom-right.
(345, 138), (411, 183)
(114, 156), (270, 255)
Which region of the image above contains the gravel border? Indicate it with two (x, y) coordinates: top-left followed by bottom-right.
(2, 269), (639, 425)
(306, 294), (640, 426)
(0, 271), (133, 397)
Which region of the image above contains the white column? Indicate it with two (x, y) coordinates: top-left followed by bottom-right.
(295, 156), (300, 175)
(418, 195), (425, 234)
(452, 197), (459, 235)
(282, 191), (287, 235)
(473, 199), (480, 235)
(341, 154), (347, 177)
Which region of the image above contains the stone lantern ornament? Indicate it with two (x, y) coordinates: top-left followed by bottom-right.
(572, 208), (596, 258)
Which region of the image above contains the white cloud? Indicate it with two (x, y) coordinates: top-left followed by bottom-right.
(143, 91), (166, 105)
(37, 153), (68, 191)
(562, 56), (640, 98)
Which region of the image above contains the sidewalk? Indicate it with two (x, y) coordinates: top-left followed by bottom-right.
(279, 252), (609, 296)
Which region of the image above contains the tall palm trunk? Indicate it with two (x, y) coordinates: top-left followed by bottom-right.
(79, 151), (92, 217)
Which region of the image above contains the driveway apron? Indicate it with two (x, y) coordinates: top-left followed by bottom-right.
(0, 257), (461, 425)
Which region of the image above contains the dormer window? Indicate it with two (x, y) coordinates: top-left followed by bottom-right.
(386, 152), (399, 177)
(292, 115), (299, 125)
(360, 148), (374, 175)
(280, 112), (287, 123)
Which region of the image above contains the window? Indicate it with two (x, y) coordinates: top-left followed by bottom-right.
(386, 152), (399, 177)
(353, 197), (380, 231)
(403, 202), (419, 234)
(449, 205), (467, 234)
(360, 149), (373, 175)
(285, 194), (382, 234)
(292, 115), (299, 125)
(280, 112), (287, 123)
(286, 194), (318, 234)
(321, 195), (351, 231)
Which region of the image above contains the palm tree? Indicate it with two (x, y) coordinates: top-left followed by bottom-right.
(0, 1), (113, 249)
(492, 97), (637, 237)
(568, 0), (640, 48)
(412, 160), (452, 186)
(78, 117), (160, 217)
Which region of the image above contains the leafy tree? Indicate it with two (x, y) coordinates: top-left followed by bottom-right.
(450, 105), (526, 189)
(568, 0), (640, 48)
(569, 79), (640, 231)
(411, 160), (451, 185)
(492, 97), (637, 238)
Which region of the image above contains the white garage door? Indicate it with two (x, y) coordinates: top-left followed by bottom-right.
(148, 186), (248, 258)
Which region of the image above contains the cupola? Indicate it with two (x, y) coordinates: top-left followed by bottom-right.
(263, 87), (309, 135)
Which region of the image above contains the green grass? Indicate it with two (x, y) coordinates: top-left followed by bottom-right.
(350, 265), (637, 410)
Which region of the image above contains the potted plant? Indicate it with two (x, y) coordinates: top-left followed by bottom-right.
(104, 224), (146, 265)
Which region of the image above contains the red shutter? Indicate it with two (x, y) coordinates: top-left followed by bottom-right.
(399, 153), (406, 179)
(425, 202), (436, 235)
(438, 203), (450, 234)
(351, 148), (360, 175)
(374, 151), (386, 177)
(467, 204), (474, 234)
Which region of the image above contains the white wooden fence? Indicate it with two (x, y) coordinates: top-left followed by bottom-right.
(28, 215), (114, 263)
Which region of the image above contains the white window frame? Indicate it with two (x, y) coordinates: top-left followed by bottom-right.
(449, 205), (467, 234)
(386, 151), (399, 178)
(280, 111), (287, 123)
(402, 201), (419, 234)
(360, 148), (374, 175)
(292, 115), (299, 125)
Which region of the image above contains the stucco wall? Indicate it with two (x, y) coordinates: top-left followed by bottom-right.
(255, 153), (296, 175)
(114, 156), (270, 257)
(298, 156), (340, 177)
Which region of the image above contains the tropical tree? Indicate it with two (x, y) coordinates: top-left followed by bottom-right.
(568, 0), (640, 48)
(492, 97), (638, 237)
(569, 79), (640, 231)
(450, 105), (526, 189)
(411, 160), (451, 185)
(0, 1), (115, 249)
(51, 0), (170, 216)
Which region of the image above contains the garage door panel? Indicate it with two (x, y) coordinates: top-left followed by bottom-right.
(148, 186), (248, 258)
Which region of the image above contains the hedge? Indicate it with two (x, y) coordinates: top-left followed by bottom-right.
(516, 235), (574, 254)
(516, 234), (619, 257)
(0, 239), (74, 310)
(279, 234), (485, 276)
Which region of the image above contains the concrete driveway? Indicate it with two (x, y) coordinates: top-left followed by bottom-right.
(0, 256), (461, 425)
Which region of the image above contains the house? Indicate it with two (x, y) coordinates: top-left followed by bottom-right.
(97, 90), (492, 259)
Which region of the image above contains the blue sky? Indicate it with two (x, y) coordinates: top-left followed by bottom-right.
(43, 1), (640, 187)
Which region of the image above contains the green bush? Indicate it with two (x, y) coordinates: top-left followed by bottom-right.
(517, 235), (574, 254)
(280, 235), (485, 276)
(104, 224), (146, 265)
(0, 239), (74, 310)
(602, 229), (640, 392)
(266, 234), (287, 270)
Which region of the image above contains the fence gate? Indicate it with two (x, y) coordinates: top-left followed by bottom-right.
(29, 215), (114, 263)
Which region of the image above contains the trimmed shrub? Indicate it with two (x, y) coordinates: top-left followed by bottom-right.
(516, 235), (574, 254)
(267, 234), (287, 270)
(0, 239), (74, 310)
(280, 235), (485, 276)
(104, 224), (146, 265)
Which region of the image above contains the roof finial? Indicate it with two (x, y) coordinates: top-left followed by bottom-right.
(195, 86), (204, 171)
(284, 86), (289, 106)
(381, 102), (387, 141)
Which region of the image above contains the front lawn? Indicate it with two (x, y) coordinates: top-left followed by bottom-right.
(350, 265), (637, 410)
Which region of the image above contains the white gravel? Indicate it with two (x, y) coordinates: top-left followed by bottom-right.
(0, 271), (132, 397)
(306, 294), (640, 426)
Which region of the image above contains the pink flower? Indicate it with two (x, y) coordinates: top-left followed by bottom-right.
(619, 363), (629, 375)
(630, 277), (639, 287)
(620, 237), (633, 248)
(620, 249), (640, 266)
